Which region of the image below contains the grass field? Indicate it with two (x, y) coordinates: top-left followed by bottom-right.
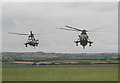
(2, 67), (118, 81)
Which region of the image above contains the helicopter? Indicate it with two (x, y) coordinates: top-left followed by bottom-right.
(8, 31), (39, 48)
(58, 25), (103, 49)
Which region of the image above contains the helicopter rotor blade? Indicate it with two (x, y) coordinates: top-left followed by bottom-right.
(87, 27), (104, 32)
(65, 25), (82, 31)
(33, 31), (56, 35)
(8, 32), (29, 35)
(56, 27), (79, 31)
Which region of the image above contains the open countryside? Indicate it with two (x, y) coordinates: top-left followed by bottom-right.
(2, 52), (119, 81)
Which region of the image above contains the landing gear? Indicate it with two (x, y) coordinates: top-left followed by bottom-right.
(76, 43), (78, 46)
(88, 38), (93, 46)
(35, 43), (39, 47)
(75, 41), (79, 46)
(88, 41), (93, 46)
(24, 43), (28, 47)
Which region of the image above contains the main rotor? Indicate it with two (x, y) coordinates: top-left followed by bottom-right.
(58, 25), (103, 33)
(8, 31), (35, 36)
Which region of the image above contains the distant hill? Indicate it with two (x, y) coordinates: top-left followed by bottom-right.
(2, 52), (118, 62)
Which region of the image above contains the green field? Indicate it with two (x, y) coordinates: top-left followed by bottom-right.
(2, 67), (118, 81)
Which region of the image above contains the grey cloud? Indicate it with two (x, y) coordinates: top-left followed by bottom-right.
(2, 2), (118, 53)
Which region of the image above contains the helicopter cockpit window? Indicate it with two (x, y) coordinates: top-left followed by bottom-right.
(80, 34), (87, 38)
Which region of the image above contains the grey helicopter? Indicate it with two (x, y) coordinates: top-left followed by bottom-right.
(8, 31), (39, 48)
(58, 25), (103, 49)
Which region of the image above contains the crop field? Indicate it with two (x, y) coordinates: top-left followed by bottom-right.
(2, 67), (118, 81)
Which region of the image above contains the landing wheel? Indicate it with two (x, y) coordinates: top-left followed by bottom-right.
(75, 41), (79, 46)
(36, 43), (39, 47)
(76, 43), (78, 46)
(25, 43), (28, 47)
(89, 42), (93, 46)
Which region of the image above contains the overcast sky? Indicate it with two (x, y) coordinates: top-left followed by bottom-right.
(2, 2), (118, 53)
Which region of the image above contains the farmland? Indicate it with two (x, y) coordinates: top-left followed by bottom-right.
(2, 52), (119, 81)
(2, 52), (119, 65)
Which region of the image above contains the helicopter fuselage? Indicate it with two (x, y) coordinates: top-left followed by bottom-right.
(25, 39), (39, 47)
(80, 38), (88, 46)
(79, 33), (88, 47)
(75, 32), (93, 49)
(24, 32), (39, 48)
